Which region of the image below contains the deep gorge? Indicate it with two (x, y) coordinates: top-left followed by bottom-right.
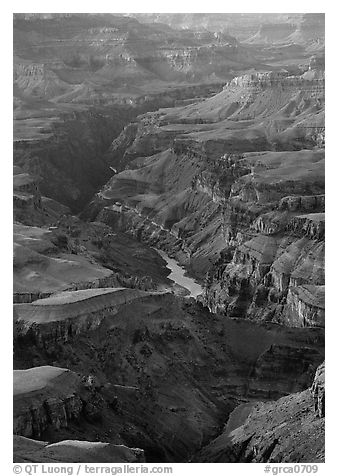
(13, 12), (325, 465)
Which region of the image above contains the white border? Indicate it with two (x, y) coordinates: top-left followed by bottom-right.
(3, 2), (335, 474)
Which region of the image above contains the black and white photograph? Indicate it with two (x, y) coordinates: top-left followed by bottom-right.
(9, 3), (329, 472)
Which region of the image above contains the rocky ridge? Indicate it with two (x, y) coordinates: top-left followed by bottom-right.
(13, 294), (324, 462)
(14, 436), (145, 463)
(87, 69), (324, 329)
(195, 362), (325, 462)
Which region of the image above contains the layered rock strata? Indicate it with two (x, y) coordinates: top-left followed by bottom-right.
(13, 292), (324, 462)
(195, 361), (325, 463)
(14, 366), (91, 438)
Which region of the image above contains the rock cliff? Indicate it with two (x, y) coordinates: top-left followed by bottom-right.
(14, 288), (170, 348)
(195, 361), (325, 462)
(14, 366), (91, 438)
(13, 213), (174, 304)
(89, 118), (324, 329)
(14, 293), (324, 462)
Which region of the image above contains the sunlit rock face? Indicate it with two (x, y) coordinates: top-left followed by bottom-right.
(89, 77), (325, 327)
(14, 435), (145, 463)
(194, 361), (325, 463)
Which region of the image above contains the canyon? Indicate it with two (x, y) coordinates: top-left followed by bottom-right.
(13, 13), (325, 464)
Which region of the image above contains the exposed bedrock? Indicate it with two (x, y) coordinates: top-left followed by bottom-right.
(287, 214), (325, 240)
(14, 84), (223, 213)
(284, 285), (324, 327)
(14, 435), (145, 463)
(13, 15), (326, 464)
(95, 70), (324, 197)
(13, 214), (172, 304)
(13, 166), (72, 229)
(87, 72), (325, 329)
(14, 109), (129, 213)
(195, 361), (325, 463)
(205, 233), (324, 326)
(278, 194), (325, 212)
(13, 366), (99, 439)
(13, 288), (171, 349)
(13, 365), (145, 464)
(229, 71), (324, 90)
(311, 361), (325, 418)
(198, 151), (325, 326)
(13, 292), (324, 462)
(88, 141), (324, 328)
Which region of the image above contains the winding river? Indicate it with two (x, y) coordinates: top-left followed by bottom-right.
(156, 250), (203, 299)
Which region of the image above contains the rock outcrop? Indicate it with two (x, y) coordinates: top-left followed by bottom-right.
(195, 361), (325, 462)
(14, 288), (171, 348)
(13, 366), (94, 438)
(13, 292), (324, 462)
(13, 216), (173, 303)
(311, 361), (325, 418)
(89, 143), (324, 329)
(14, 435), (145, 463)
